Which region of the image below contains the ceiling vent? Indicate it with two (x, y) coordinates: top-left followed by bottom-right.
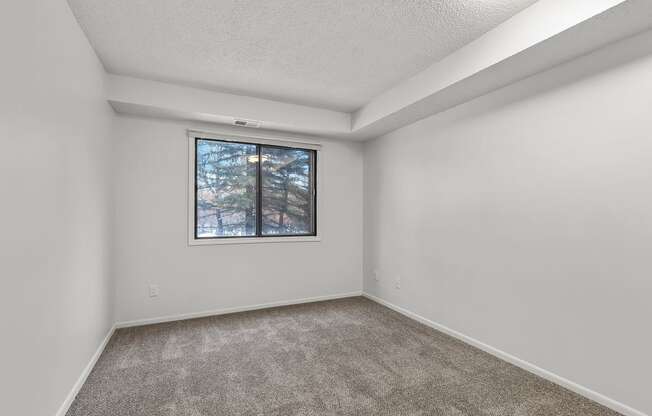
(233, 118), (262, 128)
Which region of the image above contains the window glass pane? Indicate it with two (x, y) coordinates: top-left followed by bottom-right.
(195, 139), (257, 237)
(261, 146), (314, 236)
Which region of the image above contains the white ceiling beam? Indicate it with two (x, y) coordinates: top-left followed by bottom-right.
(349, 0), (652, 139)
(106, 75), (351, 137)
(107, 0), (652, 141)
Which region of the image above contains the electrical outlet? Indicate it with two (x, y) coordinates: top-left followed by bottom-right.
(373, 270), (380, 282)
(149, 284), (160, 297)
(394, 276), (401, 289)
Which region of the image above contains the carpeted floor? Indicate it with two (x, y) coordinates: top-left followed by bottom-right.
(67, 297), (620, 415)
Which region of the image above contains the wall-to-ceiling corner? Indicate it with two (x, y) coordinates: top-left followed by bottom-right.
(0, 1), (116, 415)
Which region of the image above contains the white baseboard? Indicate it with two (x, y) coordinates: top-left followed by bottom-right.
(362, 292), (646, 416)
(60, 292), (644, 416)
(55, 324), (116, 416)
(56, 292), (361, 415)
(115, 291), (363, 329)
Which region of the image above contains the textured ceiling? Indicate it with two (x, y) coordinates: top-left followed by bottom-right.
(68, 0), (537, 111)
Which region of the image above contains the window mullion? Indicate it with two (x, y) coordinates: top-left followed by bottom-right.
(256, 145), (262, 237)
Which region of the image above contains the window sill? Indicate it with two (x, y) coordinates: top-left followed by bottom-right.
(188, 236), (321, 246)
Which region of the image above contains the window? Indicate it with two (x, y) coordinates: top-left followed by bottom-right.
(192, 136), (317, 241)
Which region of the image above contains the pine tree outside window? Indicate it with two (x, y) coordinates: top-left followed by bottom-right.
(192, 135), (317, 241)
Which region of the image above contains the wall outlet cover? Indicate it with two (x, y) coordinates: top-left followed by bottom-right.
(149, 284), (160, 297)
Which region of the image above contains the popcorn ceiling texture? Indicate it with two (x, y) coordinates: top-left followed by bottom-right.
(66, 297), (620, 415)
(67, 0), (536, 111)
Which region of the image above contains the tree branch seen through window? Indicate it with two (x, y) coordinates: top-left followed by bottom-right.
(194, 138), (316, 239)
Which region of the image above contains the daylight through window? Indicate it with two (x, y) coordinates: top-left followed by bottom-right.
(194, 137), (316, 239)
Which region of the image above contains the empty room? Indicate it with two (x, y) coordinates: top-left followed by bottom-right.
(3, 0), (652, 415)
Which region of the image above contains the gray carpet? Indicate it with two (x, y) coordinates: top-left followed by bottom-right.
(67, 297), (620, 415)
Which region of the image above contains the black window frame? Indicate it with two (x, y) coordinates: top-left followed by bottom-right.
(193, 136), (317, 240)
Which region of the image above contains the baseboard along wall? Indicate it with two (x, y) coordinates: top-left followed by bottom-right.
(361, 292), (647, 416)
(55, 325), (116, 416)
(114, 291), (363, 328)
(57, 291), (362, 415)
(56, 291), (647, 416)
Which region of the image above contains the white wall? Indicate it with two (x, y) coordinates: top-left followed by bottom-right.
(2, 2), (648, 414)
(0, 1), (115, 415)
(112, 116), (363, 323)
(363, 31), (652, 415)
